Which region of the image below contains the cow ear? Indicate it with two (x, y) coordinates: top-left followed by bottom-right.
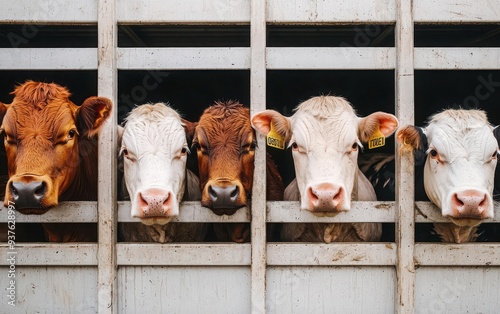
(252, 110), (292, 144)
(181, 119), (198, 146)
(493, 126), (500, 147)
(397, 125), (428, 166)
(117, 125), (124, 145)
(76, 96), (112, 137)
(358, 112), (399, 142)
(117, 125), (125, 173)
(0, 102), (9, 125)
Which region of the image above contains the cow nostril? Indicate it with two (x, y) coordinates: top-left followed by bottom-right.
(9, 182), (19, 200)
(208, 185), (217, 201)
(453, 193), (464, 207)
(229, 186), (239, 201)
(479, 195), (487, 207)
(308, 188), (319, 201)
(34, 182), (46, 199)
(138, 192), (148, 207)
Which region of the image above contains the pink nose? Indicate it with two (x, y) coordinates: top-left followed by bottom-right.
(449, 189), (489, 219)
(135, 188), (174, 218)
(307, 183), (345, 211)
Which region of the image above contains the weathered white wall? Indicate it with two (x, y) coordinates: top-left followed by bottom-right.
(267, 267), (395, 313)
(0, 267), (97, 313)
(117, 267), (251, 314)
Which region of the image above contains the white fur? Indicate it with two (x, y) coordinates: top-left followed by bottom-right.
(253, 96), (396, 242)
(422, 109), (497, 224)
(122, 103), (190, 224)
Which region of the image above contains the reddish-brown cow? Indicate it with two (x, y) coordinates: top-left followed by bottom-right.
(184, 101), (284, 243)
(0, 81), (112, 242)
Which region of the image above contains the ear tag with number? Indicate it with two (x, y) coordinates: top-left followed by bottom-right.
(368, 127), (385, 149)
(266, 123), (285, 150)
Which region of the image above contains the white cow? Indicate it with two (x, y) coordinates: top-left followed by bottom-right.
(119, 103), (207, 242)
(397, 109), (499, 243)
(252, 96), (399, 243)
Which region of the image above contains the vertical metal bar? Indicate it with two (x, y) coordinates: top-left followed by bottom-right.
(395, 0), (415, 313)
(97, 0), (118, 313)
(250, 0), (267, 313)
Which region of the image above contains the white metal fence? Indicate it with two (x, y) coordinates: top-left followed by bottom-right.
(1, 1), (500, 313)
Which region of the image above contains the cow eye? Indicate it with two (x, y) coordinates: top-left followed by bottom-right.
(181, 147), (189, 155)
(68, 129), (76, 139)
(291, 142), (299, 151)
(429, 149), (438, 158)
(121, 148), (129, 156)
(351, 143), (358, 151)
(250, 141), (257, 150)
(492, 150), (498, 159)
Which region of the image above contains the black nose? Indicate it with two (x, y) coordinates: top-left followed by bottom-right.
(208, 184), (240, 209)
(10, 181), (46, 209)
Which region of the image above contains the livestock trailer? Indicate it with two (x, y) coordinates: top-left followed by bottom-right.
(1, 1), (500, 313)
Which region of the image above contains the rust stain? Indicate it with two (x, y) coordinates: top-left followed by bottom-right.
(332, 251), (347, 261)
(375, 203), (392, 210)
(352, 255), (365, 262)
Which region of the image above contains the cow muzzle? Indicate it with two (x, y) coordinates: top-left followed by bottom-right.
(446, 189), (493, 226)
(133, 187), (178, 225)
(5, 175), (53, 214)
(203, 179), (246, 215)
(305, 182), (347, 214)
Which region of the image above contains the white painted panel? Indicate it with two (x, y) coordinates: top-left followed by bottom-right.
(268, 243), (396, 266)
(118, 201), (250, 222)
(117, 48), (250, 70)
(118, 0), (250, 23)
(117, 243), (251, 266)
(267, 47), (396, 70)
(0, 244), (97, 266)
(416, 201), (500, 223)
(267, 0), (396, 23)
(0, 201), (97, 223)
(267, 266), (395, 313)
(415, 244), (500, 266)
(267, 201), (394, 222)
(0, 48), (97, 70)
(415, 267), (500, 314)
(0, 0), (97, 23)
(415, 48), (500, 70)
(414, 0), (500, 23)
(118, 266), (250, 314)
(0, 267), (97, 313)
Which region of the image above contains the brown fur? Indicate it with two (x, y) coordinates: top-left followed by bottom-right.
(396, 125), (423, 154)
(188, 101), (284, 242)
(0, 81), (111, 242)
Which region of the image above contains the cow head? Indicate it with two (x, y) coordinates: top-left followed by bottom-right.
(397, 109), (498, 226)
(0, 81), (111, 214)
(252, 96), (398, 214)
(120, 103), (191, 226)
(184, 101), (256, 215)
(494, 126), (500, 202)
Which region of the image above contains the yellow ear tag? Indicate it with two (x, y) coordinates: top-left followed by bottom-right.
(266, 123), (285, 150)
(368, 127), (385, 149)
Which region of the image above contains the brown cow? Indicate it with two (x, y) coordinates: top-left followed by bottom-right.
(184, 101), (284, 243)
(0, 81), (112, 242)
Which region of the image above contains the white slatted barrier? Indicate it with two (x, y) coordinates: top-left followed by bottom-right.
(0, 1), (499, 313)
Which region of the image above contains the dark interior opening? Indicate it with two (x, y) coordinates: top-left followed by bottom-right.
(1, 24), (499, 243)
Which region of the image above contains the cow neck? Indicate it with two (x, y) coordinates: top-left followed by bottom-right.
(60, 136), (99, 201)
(432, 223), (478, 243)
